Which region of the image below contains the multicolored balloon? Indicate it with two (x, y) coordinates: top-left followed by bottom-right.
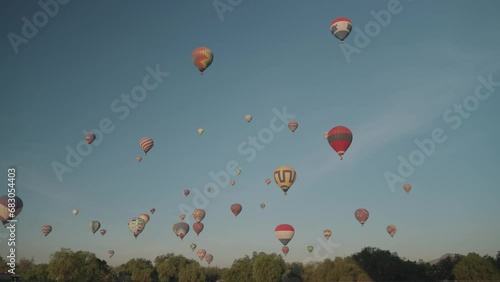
(72, 209), (78, 216)
(89, 221), (101, 234)
(205, 254), (214, 265)
(139, 137), (154, 155)
(274, 166), (297, 195)
(173, 222), (189, 240)
(41, 225), (52, 236)
(355, 209), (369, 226)
(193, 222), (204, 236)
(326, 126), (353, 160)
(190, 243), (197, 251)
(183, 189), (190, 197)
(324, 229), (332, 240)
(330, 17), (352, 43)
(100, 229), (106, 236)
(108, 250), (114, 258)
(403, 183), (412, 194)
(192, 47), (213, 75)
(85, 132), (96, 144)
(0, 195), (23, 225)
(197, 249), (206, 260)
(275, 224), (295, 245)
(288, 121), (298, 132)
(245, 114), (252, 122)
(307, 246), (314, 253)
(282, 246), (289, 256)
(128, 217), (146, 239)
(192, 209), (206, 223)
(387, 225), (397, 237)
(231, 204), (242, 217)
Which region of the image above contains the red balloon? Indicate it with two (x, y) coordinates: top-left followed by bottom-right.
(193, 222), (204, 236)
(327, 126), (352, 160)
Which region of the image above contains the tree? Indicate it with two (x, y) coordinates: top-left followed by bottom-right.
(431, 254), (462, 280)
(178, 262), (205, 282)
(453, 252), (500, 280)
(155, 253), (198, 282)
(22, 263), (54, 282)
(116, 258), (156, 282)
(16, 258), (36, 275)
(283, 262), (304, 282)
(222, 255), (253, 282)
(251, 252), (286, 282)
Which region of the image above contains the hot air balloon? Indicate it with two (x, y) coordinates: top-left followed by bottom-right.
(265, 178), (271, 185)
(139, 137), (154, 155)
(197, 249), (206, 260)
(323, 229), (332, 240)
(207, 187), (212, 193)
(89, 221), (101, 234)
(260, 203), (265, 210)
(150, 208), (155, 214)
(235, 167), (241, 175)
(307, 246), (314, 253)
(128, 217), (146, 239)
(275, 224), (295, 245)
(330, 17), (352, 43)
(230, 180), (235, 186)
(100, 229), (106, 236)
(72, 209), (78, 216)
(326, 126), (353, 160)
(354, 209), (369, 226)
(108, 250), (114, 258)
(231, 204), (242, 217)
(403, 183), (412, 194)
(41, 225), (52, 236)
(198, 128), (204, 135)
(282, 246), (289, 256)
(274, 166), (297, 195)
(192, 209), (205, 223)
(193, 222), (204, 236)
(183, 189), (190, 197)
(387, 225), (397, 237)
(139, 214), (150, 224)
(245, 114), (252, 122)
(190, 243), (197, 251)
(192, 47), (213, 75)
(205, 254), (214, 265)
(324, 132), (328, 138)
(137, 156), (142, 163)
(288, 121), (298, 132)
(180, 214), (186, 221)
(0, 195), (23, 225)
(85, 132), (96, 144)
(173, 222), (189, 240)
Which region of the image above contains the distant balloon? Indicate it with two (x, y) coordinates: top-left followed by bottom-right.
(235, 167), (241, 175)
(323, 229), (332, 240)
(324, 132), (328, 138)
(108, 250), (114, 258)
(330, 17), (352, 43)
(197, 249), (207, 260)
(207, 187), (212, 193)
(193, 222), (204, 236)
(100, 229), (106, 236)
(192, 209), (206, 223)
(307, 246), (314, 253)
(245, 114), (252, 122)
(173, 222), (189, 240)
(274, 166), (297, 195)
(150, 208), (156, 214)
(282, 246), (289, 256)
(260, 203), (265, 210)
(288, 121), (298, 132)
(41, 225), (52, 236)
(72, 209), (79, 216)
(180, 214), (186, 221)
(184, 189), (190, 197)
(137, 156), (142, 163)
(275, 224), (295, 245)
(403, 183), (412, 194)
(139, 137), (154, 155)
(198, 128), (204, 135)
(354, 209), (369, 226)
(89, 221), (101, 234)
(265, 178), (271, 185)
(230, 180), (235, 186)
(192, 47), (213, 75)
(139, 214), (150, 224)
(190, 243), (197, 251)
(128, 217), (146, 239)
(85, 132), (96, 144)
(231, 204), (242, 217)
(0, 195), (23, 225)
(205, 254), (214, 265)
(387, 225), (397, 237)
(326, 126), (353, 160)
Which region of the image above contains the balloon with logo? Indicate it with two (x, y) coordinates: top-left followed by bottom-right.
(198, 128), (204, 135)
(41, 225), (52, 236)
(108, 250), (114, 258)
(137, 156), (142, 163)
(288, 121), (298, 132)
(324, 229), (332, 240)
(139, 214), (150, 224)
(85, 132), (96, 144)
(0, 195), (24, 225)
(150, 208), (155, 214)
(139, 137), (154, 155)
(100, 229), (106, 236)
(387, 225), (397, 237)
(89, 221), (101, 234)
(205, 254), (214, 265)
(275, 224), (295, 245)
(282, 246), (289, 256)
(354, 208), (369, 226)
(403, 183), (412, 194)
(260, 203), (265, 210)
(192, 47), (213, 75)
(190, 243), (197, 251)
(183, 189), (190, 197)
(330, 17), (352, 43)
(245, 114), (252, 122)
(128, 217), (146, 239)
(197, 249), (207, 260)
(193, 222), (204, 236)
(265, 178), (271, 185)
(231, 204), (242, 217)
(72, 209), (79, 216)
(173, 222), (190, 240)
(326, 126), (353, 160)
(274, 166), (297, 195)
(180, 214), (186, 221)
(307, 246), (314, 253)
(192, 209), (205, 223)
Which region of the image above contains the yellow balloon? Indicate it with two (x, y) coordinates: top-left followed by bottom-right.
(198, 128), (204, 135)
(273, 166), (297, 195)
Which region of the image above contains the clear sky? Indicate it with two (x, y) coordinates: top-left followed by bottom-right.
(1, 0), (500, 268)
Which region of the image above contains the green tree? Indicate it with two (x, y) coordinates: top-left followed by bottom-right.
(251, 252), (286, 282)
(116, 258), (156, 282)
(222, 255), (253, 282)
(305, 258), (335, 282)
(16, 257), (36, 276)
(23, 263), (54, 282)
(352, 247), (405, 281)
(155, 253), (198, 282)
(453, 252), (500, 280)
(178, 262), (205, 282)
(431, 254), (462, 280)
(283, 262), (304, 282)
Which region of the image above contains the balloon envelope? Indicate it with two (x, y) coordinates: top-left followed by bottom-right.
(324, 229), (332, 240)
(192, 209), (205, 222)
(85, 132), (96, 144)
(128, 217), (146, 238)
(265, 178), (271, 185)
(72, 209), (79, 216)
(139, 214), (150, 223)
(89, 221), (101, 234)
(403, 183), (412, 193)
(282, 246), (289, 256)
(355, 209), (369, 226)
(184, 189), (190, 196)
(245, 114), (252, 122)
(150, 208), (155, 214)
(198, 128), (204, 135)
(100, 229), (106, 236)
(197, 249), (206, 260)
(41, 225), (52, 236)
(307, 246), (314, 253)
(0, 195), (23, 225)
(205, 254), (214, 265)
(192, 47), (213, 75)
(275, 224), (295, 245)
(231, 180), (235, 186)
(190, 243), (197, 251)
(108, 250), (114, 258)
(193, 222), (204, 236)
(173, 222), (190, 240)
(274, 166), (297, 195)
(330, 17), (352, 43)
(180, 214), (186, 221)
(387, 225), (397, 237)
(231, 204), (242, 217)
(326, 126), (353, 160)
(137, 156), (142, 163)
(260, 203), (265, 210)
(288, 121), (298, 132)
(139, 137), (154, 154)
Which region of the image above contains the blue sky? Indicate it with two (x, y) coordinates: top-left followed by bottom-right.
(1, 0), (500, 268)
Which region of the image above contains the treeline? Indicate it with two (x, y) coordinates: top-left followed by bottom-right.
(2, 247), (500, 281)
